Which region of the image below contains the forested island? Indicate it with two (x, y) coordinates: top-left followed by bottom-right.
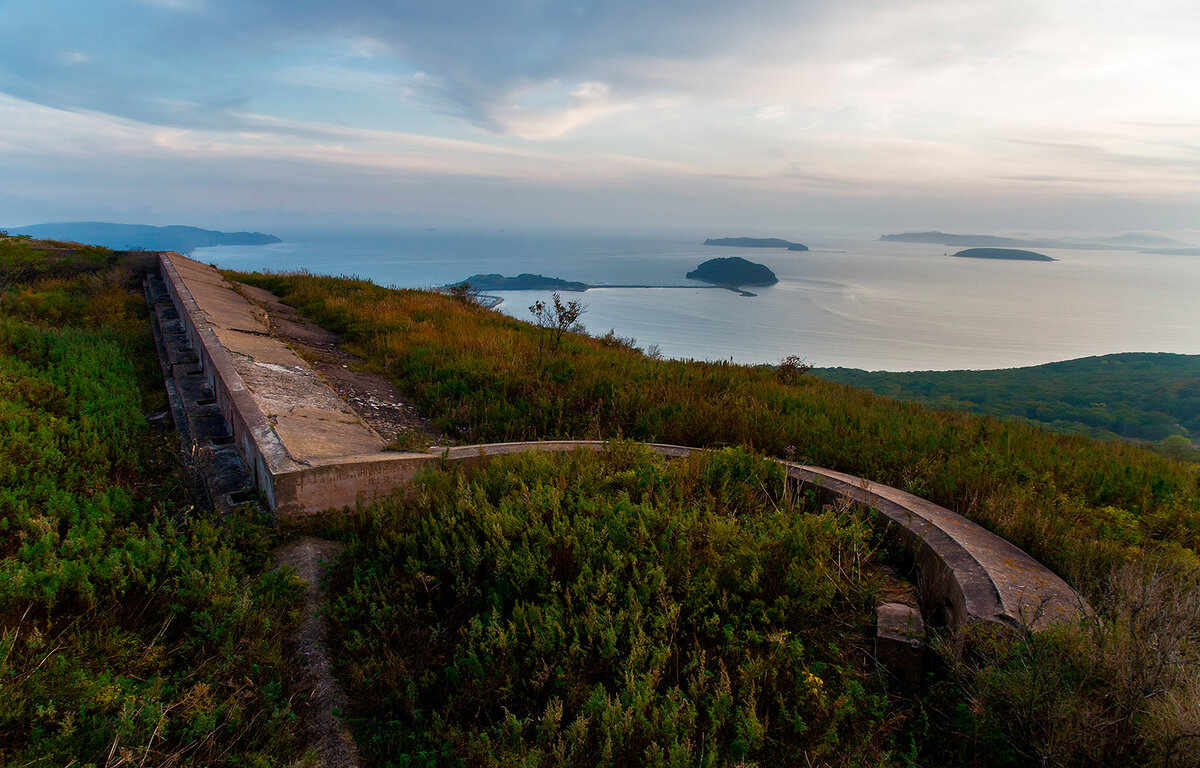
(951, 247), (1056, 261)
(6, 222), (281, 253)
(705, 236), (808, 251)
(686, 256), (778, 287)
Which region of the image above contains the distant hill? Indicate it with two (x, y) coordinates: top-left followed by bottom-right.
(705, 237), (808, 251)
(952, 248), (1055, 262)
(1140, 248), (1200, 256)
(686, 256), (778, 287)
(813, 352), (1200, 449)
(1069, 232), (1191, 248)
(883, 231), (1031, 247)
(7, 222), (281, 254)
(881, 230), (1194, 253)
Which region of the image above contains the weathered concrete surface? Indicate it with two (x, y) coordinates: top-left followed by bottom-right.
(169, 254), (384, 464)
(876, 602), (925, 685)
(144, 270), (256, 511)
(158, 252), (1082, 631)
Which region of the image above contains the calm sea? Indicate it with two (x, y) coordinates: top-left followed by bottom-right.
(196, 228), (1200, 372)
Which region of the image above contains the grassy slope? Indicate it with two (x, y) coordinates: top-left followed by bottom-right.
(813, 354), (1200, 447)
(0, 237), (303, 767)
(231, 271), (1200, 585)
(227, 271), (1200, 767)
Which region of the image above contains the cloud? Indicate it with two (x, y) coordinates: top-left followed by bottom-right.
(486, 81), (634, 140)
(0, 93), (707, 187)
(6, 0), (1200, 144)
(3, 0), (1200, 233)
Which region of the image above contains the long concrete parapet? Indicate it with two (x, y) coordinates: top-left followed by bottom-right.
(157, 253), (1082, 631)
(785, 466), (1082, 630)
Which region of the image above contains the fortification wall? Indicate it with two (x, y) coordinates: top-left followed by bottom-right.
(157, 252), (1081, 630)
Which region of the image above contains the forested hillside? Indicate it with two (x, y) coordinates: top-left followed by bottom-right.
(814, 354), (1200, 453)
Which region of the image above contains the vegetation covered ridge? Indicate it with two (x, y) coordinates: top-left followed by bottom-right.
(0, 235), (304, 766)
(229, 268), (1200, 585)
(227, 267), (1200, 766)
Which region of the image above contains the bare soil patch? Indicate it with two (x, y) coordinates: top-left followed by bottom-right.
(274, 537), (359, 768)
(238, 283), (443, 447)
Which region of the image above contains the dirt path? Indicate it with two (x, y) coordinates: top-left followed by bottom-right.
(238, 283), (443, 447)
(235, 282), (447, 766)
(274, 537), (360, 768)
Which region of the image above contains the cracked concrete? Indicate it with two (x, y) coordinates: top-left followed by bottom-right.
(168, 255), (387, 467)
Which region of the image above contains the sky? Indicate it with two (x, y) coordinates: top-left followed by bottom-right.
(2, 0), (1199, 236)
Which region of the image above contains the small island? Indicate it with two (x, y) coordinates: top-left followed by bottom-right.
(705, 237), (808, 251)
(951, 248), (1056, 262)
(454, 273), (589, 291)
(686, 256), (778, 288)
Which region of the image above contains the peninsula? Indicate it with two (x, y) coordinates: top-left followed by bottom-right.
(705, 236), (808, 251)
(456, 273), (589, 291)
(7, 222), (281, 254)
(451, 270), (772, 296)
(686, 256), (778, 287)
(952, 248), (1056, 262)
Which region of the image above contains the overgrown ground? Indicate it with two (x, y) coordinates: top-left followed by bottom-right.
(231, 271), (1200, 585)
(231, 270), (1200, 767)
(0, 236), (305, 766)
(328, 446), (910, 767)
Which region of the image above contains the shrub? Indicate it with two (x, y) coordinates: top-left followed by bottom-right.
(0, 237), (304, 765)
(328, 446), (908, 766)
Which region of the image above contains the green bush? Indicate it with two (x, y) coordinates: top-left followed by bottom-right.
(0, 237), (304, 766)
(329, 446), (910, 767)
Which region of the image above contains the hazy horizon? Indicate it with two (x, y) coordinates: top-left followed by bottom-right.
(3, 1), (1200, 236)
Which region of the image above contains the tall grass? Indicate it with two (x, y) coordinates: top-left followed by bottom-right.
(0, 237), (303, 766)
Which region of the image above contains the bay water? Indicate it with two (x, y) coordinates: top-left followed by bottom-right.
(196, 228), (1200, 372)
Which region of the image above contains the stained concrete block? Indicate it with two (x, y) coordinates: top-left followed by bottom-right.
(876, 602), (925, 685)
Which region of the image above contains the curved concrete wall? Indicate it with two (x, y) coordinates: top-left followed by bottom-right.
(158, 253), (1082, 631)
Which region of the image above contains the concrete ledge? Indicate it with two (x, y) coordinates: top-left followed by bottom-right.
(787, 465), (1081, 629)
(159, 253), (304, 512)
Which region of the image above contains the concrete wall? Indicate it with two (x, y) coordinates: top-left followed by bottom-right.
(159, 253), (294, 511)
